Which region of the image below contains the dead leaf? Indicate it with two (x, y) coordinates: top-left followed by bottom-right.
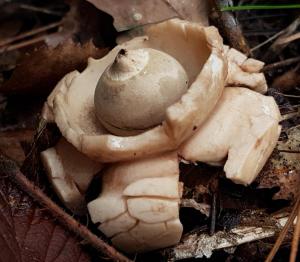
(0, 130), (34, 165)
(271, 67), (300, 93)
(0, 157), (91, 262)
(257, 125), (300, 201)
(164, 213), (287, 260)
(86, 0), (209, 32)
(1, 40), (108, 95)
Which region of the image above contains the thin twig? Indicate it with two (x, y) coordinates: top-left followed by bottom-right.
(19, 4), (64, 16)
(209, 178), (219, 236)
(265, 193), (300, 262)
(0, 156), (132, 262)
(252, 16), (300, 52)
(0, 35), (53, 54)
(0, 21), (62, 47)
(210, 193), (217, 236)
(251, 30), (284, 52)
(289, 206), (300, 262)
(278, 150), (300, 154)
(276, 32), (300, 46)
(211, 0), (251, 55)
(221, 4), (300, 11)
(262, 56), (300, 72)
(265, 16), (300, 59)
(274, 92), (300, 98)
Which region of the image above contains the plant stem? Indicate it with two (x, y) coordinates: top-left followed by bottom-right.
(221, 5), (300, 12)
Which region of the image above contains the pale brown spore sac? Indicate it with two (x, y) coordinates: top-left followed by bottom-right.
(94, 48), (189, 136)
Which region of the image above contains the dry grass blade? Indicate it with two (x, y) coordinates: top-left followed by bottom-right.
(290, 205), (300, 262)
(265, 193), (300, 262)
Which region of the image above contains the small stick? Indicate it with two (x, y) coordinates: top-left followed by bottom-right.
(209, 177), (219, 236)
(210, 193), (217, 236)
(210, 0), (251, 55)
(276, 32), (300, 46)
(262, 56), (300, 72)
(289, 205), (300, 262)
(0, 21), (62, 47)
(0, 35), (52, 54)
(0, 156), (132, 262)
(251, 30), (284, 52)
(265, 193), (300, 262)
(278, 150), (300, 154)
(251, 16), (300, 53)
(19, 4), (64, 16)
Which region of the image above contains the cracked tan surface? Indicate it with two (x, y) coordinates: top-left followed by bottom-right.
(87, 152), (182, 253)
(41, 138), (102, 214)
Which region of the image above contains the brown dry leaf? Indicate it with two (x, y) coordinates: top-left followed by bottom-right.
(86, 0), (209, 31)
(1, 40), (108, 95)
(0, 130), (34, 165)
(0, 156), (91, 262)
(257, 125), (300, 201)
(271, 67), (300, 93)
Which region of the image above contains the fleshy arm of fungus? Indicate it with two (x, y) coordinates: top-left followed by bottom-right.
(224, 47), (267, 93)
(41, 138), (102, 214)
(87, 152), (183, 253)
(179, 87), (281, 185)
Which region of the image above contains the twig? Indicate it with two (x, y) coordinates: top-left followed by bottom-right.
(210, 192), (217, 236)
(265, 193), (300, 262)
(0, 21), (62, 47)
(0, 156), (132, 262)
(276, 32), (300, 46)
(290, 206), (300, 262)
(0, 35), (53, 54)
(210, 0), (251, 55)
(19, 4), (64, 16)
(278, 150), (300, 154)
(273, 92), (300, 98)
(221, 4), (300, 11)
(281, 112), (300, 121)
(251, 30), (284, 52)
(180, 199), (210, 217)
(209, 177), (219, 236)
(251, 16), (300, 53)
(265, 16), (300, 59)
(262, 56), (300, 72)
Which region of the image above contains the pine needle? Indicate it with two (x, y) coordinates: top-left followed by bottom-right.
(221, 4), (300, 12)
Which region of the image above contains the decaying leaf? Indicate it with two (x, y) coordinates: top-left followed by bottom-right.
(0, 156), (91, 262)
(0, 0), (115, 95)
(1, 41), (108, 95)
(0, 130), (33, 165)
(271, 67), (300, 93)
(86, 0), (209, 32)
(257, 125), (300, 201)
(164, 212), (288, 260)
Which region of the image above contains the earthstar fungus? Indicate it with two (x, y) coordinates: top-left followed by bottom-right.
(41, 19), (281, 253)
